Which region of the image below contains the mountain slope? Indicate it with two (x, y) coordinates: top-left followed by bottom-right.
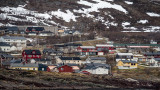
(0, 0), (160, 32)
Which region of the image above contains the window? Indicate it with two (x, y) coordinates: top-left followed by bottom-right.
(28, 55), (32, 57)
(42, 68), (44, 71)
(28, 68), (30, 70)
(131, 63), (135, 65)
(61, 68), (64, 71)
(33, 68), (35, 70)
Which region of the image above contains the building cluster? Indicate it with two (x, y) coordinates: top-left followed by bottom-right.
(0, 26), (82, 36)
(0, 26), (160, 75)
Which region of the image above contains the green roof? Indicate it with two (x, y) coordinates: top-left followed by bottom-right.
(113, 43), (160, 47)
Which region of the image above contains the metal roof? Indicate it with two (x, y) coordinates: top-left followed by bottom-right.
(80, 46), (95, 49)
(0, 42), (10, 46)
(121, 60), (137, 63)
(1, 36), (26, 40)
(114, 43), (160, 47)
(117, 53), (133, 56)
(11, 63), (39, 67)
(59, 57), (81, 61)
(89, 57), (106, 60)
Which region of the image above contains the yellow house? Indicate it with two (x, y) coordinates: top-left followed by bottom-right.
(10, 63), (39, 71)
(117, 60), (137, 69)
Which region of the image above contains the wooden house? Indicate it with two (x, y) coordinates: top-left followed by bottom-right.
(76, 46), (97, 56)
(116, 60), (138, 69)
(96, 44), (115, 55)
(57, 65), (74, 73)
(22, 50), (41, 62)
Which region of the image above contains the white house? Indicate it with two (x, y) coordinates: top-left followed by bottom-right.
(0, 36), (27, 48)
(81, 63), (110, 74)
(116, 53), (135, 62)
(0, 42), (11, 52)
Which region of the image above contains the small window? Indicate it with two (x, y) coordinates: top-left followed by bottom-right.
(42, 68), (44, 71)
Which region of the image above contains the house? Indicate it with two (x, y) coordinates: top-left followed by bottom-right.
(64, 43), (82, 53)
(56, 57), (82, 65)
(22, 50), (41, 62)
(43, 48), (55, 54)
(81, 63), (110, 74)
(116, 60), (138, 69)
(39, 31), (53, 36)
(28, 32), (37, 36)
(116, 53), (134, 62)
(144, 52), (160, 58)
(0, 36), (27, 47)
(10, 63), (48, 71)
(5, 26), (19, 34)
(58, 29), (64, 35)
(76, 46), (97, 56)
(150, 58), (160, 67)
(85, 57), (106, 64)
(0, 42), (11, 52)
(29, 58), (52, 65)
(0, 27), (6, 34)
(43, 48), (64, 56)
(26, 27), (45, 32)
(57, 65), (74, 73)
(63, 30), (82, 36)
(2, 59), (21, 69)
(0, 53), (14, 61)
(96, 44), (115, 55)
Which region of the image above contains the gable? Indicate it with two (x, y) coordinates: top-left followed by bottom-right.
(23, 50), (41, 55)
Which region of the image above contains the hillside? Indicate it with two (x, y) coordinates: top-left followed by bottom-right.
(0, 68), (160, 89)
(0, 0), (160, 32)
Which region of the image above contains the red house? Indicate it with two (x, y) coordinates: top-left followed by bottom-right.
(58, 65), (74, 72)
(22, 50), (41, 62)
(96, 44), (115, 55)
(76, 46), (97, 56)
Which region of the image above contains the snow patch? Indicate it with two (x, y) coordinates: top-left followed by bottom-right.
(137, 20), (148, 24)
(147, 12), (160, 17)
(0, 23), (4, 26)
(77, 0), (128, 14)
(124, 1), (133, 4)
(51, 9), (78, 22)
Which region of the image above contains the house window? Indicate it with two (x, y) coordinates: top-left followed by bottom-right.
(42, 68), (44, 71)
(28, 55), (32, 57)
(61, 68), (64, 71)
(131, 63), (135, 65)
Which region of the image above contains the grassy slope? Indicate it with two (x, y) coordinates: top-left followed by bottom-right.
(0, 68), (160, 89)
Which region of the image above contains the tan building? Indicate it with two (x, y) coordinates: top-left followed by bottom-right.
(56, 57), (82, 65)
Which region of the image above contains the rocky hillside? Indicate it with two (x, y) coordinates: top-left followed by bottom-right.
(0, 0), (160, 32)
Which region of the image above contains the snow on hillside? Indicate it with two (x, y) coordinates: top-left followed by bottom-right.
(124, 1), (133, 5)
(51, 9), (78, 22)
(137, 20), (148, 24)
(146, 12), (160, 17)
(0, 0), (159, 32)
(77, 0), (128, 14)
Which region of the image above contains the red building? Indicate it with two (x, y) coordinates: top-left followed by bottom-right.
(58, 65), (74, 72)
(76, 46), (97, 56)
(96, 44), (115, 55)
(22, 50), (41, 62)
